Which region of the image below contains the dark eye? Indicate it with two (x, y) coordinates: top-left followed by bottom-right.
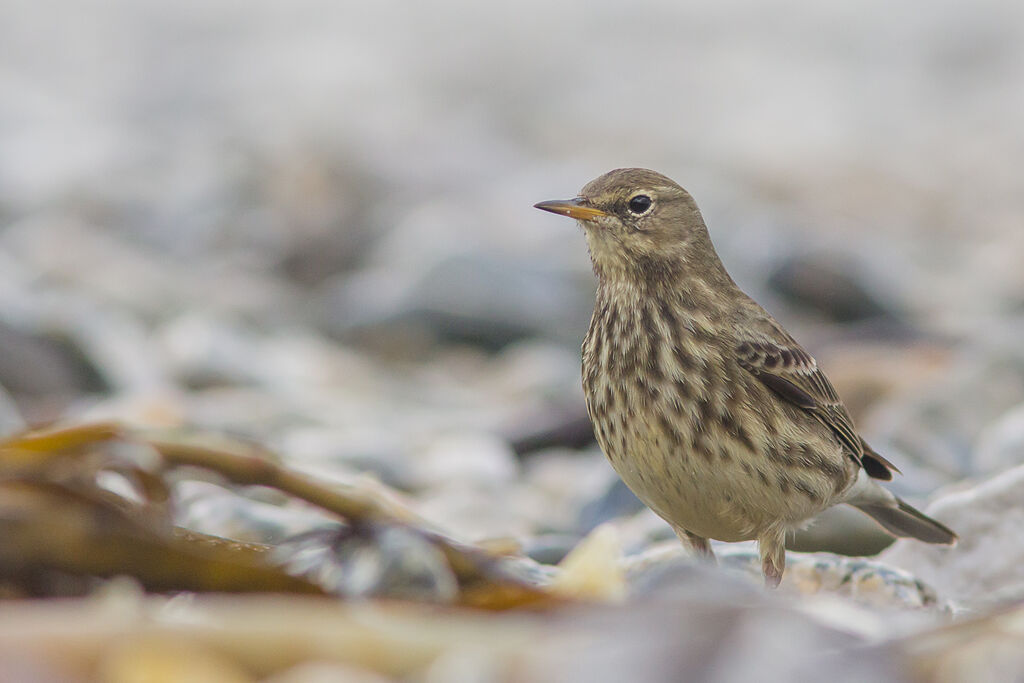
(628, 194), (653, 215)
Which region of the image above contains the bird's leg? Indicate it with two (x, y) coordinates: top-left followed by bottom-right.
(762, 556), (783, 589)
(759, 529), (787, 589)
(673, 526), (716, 564)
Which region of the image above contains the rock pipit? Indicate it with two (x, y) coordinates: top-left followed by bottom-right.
(535, 168), (955, 587)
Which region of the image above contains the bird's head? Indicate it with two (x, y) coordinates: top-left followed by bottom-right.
(534, 168), (718, 282)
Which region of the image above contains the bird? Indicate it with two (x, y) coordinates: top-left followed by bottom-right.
(534, 168), (956, 587)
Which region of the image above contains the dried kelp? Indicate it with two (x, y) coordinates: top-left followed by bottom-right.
(0, 422), (554, 609)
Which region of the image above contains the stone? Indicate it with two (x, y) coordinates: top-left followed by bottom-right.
(880, 464), (1024, 609)
(523, 533), (582, 565)
(522, 589), (906, 683)
(787, 504), (896, 557)
(99, 637), (253, 683)
(549, 524), (626, 602)
(265, 662), (394, 683)
(766, 252), (899, 323)
(522, 449), (616, 535)
(865, 338), (1024, 496)
(411, 432), (519, 489)
(0, 319), (108, 421)
(973, 402), (1024, 476)
(0, 383), (25, 436)
(505, 407), (595, 456)
(577, 479), (646, 534)
(902, 603), (1024, 683)
(322, 252), (594, 352)
(625, 541), (947, 612)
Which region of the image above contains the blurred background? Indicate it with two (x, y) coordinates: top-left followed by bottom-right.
(2, 0), (1024, 561)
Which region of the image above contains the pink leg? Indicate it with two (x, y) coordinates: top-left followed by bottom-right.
(759, 530), (787, 588)
(673, 526), (716, 563)
(762, 554), (783, 588)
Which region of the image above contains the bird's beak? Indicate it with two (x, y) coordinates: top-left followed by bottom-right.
(533, 198), (608, 222)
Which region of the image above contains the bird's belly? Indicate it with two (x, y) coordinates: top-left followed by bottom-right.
(592, 402), (850, 543)
(607, 436), (767, 542)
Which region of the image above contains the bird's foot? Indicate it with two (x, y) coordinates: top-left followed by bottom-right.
(673, 527), (717, 564)
(759, 530), (787, 589)
(762, 556), (783, 589)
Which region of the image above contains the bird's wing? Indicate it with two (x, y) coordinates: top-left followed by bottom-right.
(735, 334), (897, 480)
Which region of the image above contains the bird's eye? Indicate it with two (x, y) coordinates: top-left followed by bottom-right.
(628, 194), (653, 215)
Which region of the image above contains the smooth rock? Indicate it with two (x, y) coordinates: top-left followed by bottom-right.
(0, 319), (108, 421)
(265, 661), (394, 683)
(524, 591), (906, 683)
(411, 432), (519, 489)
(522, 449), (616, 535)
(99, 637), (253, 683)
(550, 524), (626, 602)
(880, 464), (1024, 609)
(0, 383), (26, 436)
(413, 483), (535, 543)
(577, 478), (646, 534)
(625, 541), (947, 612)
(973, 402), (1024, 476)
(787, 504), (896, 557)
(323, 252), (593, 351)
(865, 337), (1024, 494)
(766, 252), (899, 323)
(523, 533), (582, 566)
(902, 603), (1024, 683)
(505, 407), (595, 456)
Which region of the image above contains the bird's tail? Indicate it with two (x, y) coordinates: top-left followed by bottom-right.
(853, 498), (957, 545)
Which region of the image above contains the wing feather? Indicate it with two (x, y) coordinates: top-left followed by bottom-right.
(735, 336), (895, 480)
